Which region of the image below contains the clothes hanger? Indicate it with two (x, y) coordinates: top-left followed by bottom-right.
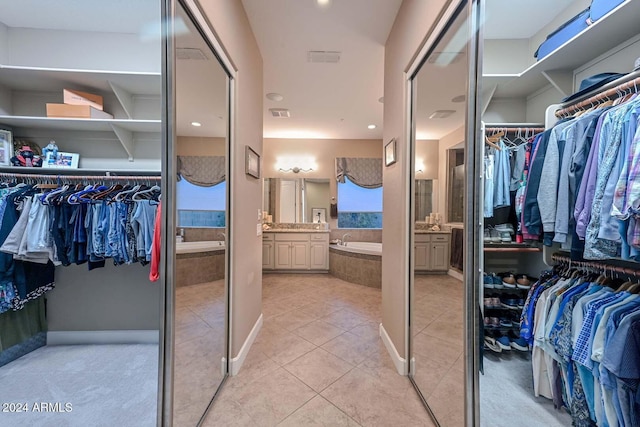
(132, 185), (161, 201)
(115, 184), (141, 202)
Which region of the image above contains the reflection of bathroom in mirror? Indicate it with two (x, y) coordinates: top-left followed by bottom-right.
(263, 178), (330, 224)
(409, 2), (469, 426)
(173, 2), (229, 425)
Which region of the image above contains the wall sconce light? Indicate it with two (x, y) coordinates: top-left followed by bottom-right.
(416, 160), (425, 174)
(276, 156), (317, 173)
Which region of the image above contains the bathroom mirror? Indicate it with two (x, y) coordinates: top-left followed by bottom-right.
(263, 178), (330, 223)
(408, 2), (473, 425)
(172, 1), (229, 425)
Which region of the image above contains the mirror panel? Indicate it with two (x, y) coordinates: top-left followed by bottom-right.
(409, 3), (470, 426)
(172, 2), (229, 425)
(263, 178), (330, 223)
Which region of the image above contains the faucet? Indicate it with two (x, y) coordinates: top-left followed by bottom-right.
(342, 233), (351, 246)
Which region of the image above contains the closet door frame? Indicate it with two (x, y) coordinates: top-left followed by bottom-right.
(160, 0), (236, 425)
(405, 0), (483, 425)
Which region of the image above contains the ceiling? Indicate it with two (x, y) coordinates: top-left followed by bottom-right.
(241, 0), (403, 140)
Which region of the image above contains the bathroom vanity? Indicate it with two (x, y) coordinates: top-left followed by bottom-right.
(414, 231), (451, 272)
(262, 230), (330, 272)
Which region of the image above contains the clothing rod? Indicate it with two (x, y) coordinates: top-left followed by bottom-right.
(552, 253), (640, 276)
(555, 71), (640, 118)
(485, 127), (545, 133)
(483, 123), (545, 128)
(0, 172), (161, 181)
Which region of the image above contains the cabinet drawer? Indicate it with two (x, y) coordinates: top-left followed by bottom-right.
(414, 234), (431, 243)
(431, 235), (450, 242)
(310, 234), (329, 241)
(263, 233), (274, 241)
(275, 233), (310, 242)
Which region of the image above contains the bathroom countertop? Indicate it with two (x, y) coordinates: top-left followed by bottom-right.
(415, 230), (451, 234)
(263, 229), (330, 233)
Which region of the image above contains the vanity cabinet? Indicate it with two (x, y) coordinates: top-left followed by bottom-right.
(262, 234), (275, 269)
(263, 232), (329, 271)
(415, 233), (450, 272)
(310, 234), (330, 270)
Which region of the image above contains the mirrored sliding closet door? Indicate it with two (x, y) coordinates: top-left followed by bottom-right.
(170, 1), (230, 425)
(408, 1), (482, 425)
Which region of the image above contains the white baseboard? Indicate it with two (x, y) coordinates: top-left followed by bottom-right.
(379, 323), (407, 375)
(448, 269), (463, 281)
(47, 330), (159, 345)
(229, 313), (263, 376)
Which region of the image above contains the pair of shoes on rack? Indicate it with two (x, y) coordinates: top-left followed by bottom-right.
(484, 296), (501, 308)
(483, 273), (503, 289)
(483, 317), (500, 328)
(515, 274), (535, 289)
(484, 336), (502, 353)
(484, 226), (501, 243)
(500, 272), (517, 288)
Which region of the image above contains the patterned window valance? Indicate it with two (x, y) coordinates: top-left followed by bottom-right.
(335, 157), (382, 189)
(177, 156), (225, 187)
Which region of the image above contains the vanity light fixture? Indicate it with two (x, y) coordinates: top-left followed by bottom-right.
(191, 121), (202, 127)
(276, 156), (317, 174)
(416, 161), (425, 174)
(367, 124), (376, 129)
(316, 0), (331, 7)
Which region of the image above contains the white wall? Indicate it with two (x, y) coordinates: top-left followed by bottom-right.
(383, 0), (450, 367)
(6, 27), (160, 72)
(199, 0), (264, 359)
(0, 22), (7, 64)
(575, 34), (640, 84)
(483, 98), (527, 123)
(415, 139), (439, 180)
(483, 39), (530, 74)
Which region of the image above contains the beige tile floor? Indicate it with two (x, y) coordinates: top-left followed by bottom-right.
(175, 280), (227, 427)
(412, 275), (465, 427)
(202, 273), (438, 427)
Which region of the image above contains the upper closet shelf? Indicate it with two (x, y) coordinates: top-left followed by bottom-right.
(0, 65), (161, 96)
(0, 116), (160, 133)
(484, 0), (640, 99)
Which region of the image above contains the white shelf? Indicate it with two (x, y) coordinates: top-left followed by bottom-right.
(0, 65), (161, 96)
(0, 115), (161, 133)
(484, 0), (640, 99)
(0, 166), (160, 175)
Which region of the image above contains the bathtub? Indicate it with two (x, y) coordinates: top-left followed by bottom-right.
(329, 242), (381, 288)
(176, 240), (225, 255)
(176, 241), (225, 286)
(331, 242), (382, 256)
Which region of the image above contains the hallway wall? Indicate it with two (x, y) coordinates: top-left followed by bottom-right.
(199, 0), (264, 360)
(382, 0), (452, 371)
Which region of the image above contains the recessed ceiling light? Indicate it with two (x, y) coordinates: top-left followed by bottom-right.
(428, 110), (456, 119)
(367, 124), (376, 129)
(451, 94), (465, 103)
(266, 92), (284, 101)
(316, 0), (331, 7)
(191, 121), (202, 127)
(378, 97), (384, 104)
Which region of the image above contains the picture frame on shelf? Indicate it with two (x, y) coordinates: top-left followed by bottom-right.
(0, 129), (13, 166)
(43, 151), (80, 169)
(312, 208), (326, 223)
(245, 145), (260, 179)
(384, 138), (396, 166)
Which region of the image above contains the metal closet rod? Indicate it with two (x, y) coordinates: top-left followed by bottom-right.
(555, 75), (640, 118)
(0, 172), (161, 182)
(485, 126), (546, 133)
(552, 252), (640, 276)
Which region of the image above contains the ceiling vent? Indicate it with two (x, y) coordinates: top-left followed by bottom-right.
(307, 50), (341, 63)
(427, 52), (464, 65)
(269, 108), (290, 118)
(429, 110), (456, 119)
(176, 48), (208, 60)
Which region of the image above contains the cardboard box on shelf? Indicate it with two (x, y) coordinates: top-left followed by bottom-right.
(63, 89), (103, 110)
(46, 103), (113, 119)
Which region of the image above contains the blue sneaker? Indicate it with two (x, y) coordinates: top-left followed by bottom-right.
(510, 336), (529, 351)
(496, 335), (511, 351)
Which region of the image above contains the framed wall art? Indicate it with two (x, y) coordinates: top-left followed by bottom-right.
(384, 138), (396, 166)
(245, 145), (260, 178)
